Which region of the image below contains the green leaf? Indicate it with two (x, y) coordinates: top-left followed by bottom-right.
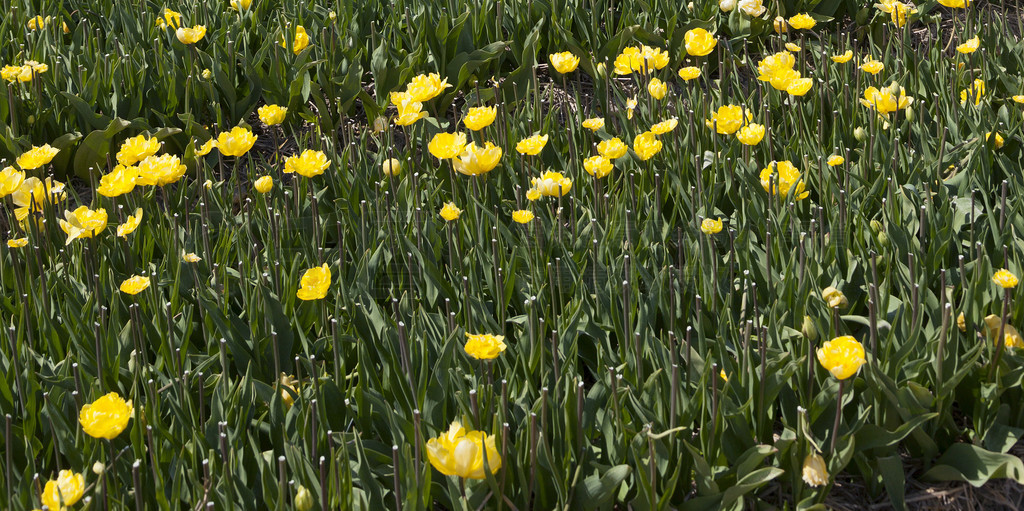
(923, 444), (1024, 487)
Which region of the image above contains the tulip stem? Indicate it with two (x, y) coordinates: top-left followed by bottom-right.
(830, 380), (845, 455)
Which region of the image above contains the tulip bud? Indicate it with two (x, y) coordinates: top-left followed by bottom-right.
(294, 486), (313, 511)
(202, 69), (212, 80)
(801, 315), (818, 341)
(802, 453), (829, 487)
(382, 158), (401, 177)
(904, 106), (914, 121)
(887, 81), (902, 96)
(373, 116), (387, 133)
(876, 231), (889, 248)
(92, 461), (106, 475)
(719, 0), (736, 11)
(27, 115), (34, 124)
(595, 62), (607, 80)
(329, 11), (337, 21)
(869, 219), (883, 234)
(853, 126), (867, 142)
(957, 312), (967, 332)
(254, 175), (273, 194)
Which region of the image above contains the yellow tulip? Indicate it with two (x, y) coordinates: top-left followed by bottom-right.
(296, 264), (331, 300)
(217, 126), (258, 157)
(647, 77), (668, 100)
(428, 132), (468, 159)
(258, 104), (288, 125)
(597, 137), (628, 159)
(464, 333), (507, 360)
(440, 202), (461, 221)
(80, 392), (133, 439)
(529, 171), (572, 197)
(684, 28), (717, 57)
(116, 135), (160, 166)
(549, 51), (580, 74)
(583, 155), (613, 178)
(512, 210), (535, 224)
(120, 275), (151, 295)
(706, 105), (753, 135)
(736, 123), (765, 145)
(59, 206), (108, 244)
(0, 166), (26, 198)
(700, 218), (723, 234)
(280, 25), (310, 54)
(802, 453), (829, 487)
(860, 57), (884, 75)
(822, 286), (848, 308)
(632, 131), (662, 161)
(651, 118), (678, 135)
(426, 421), (502, 479)
(284, 149), (330, 178)
(789, 13), (816, 29)
(156, 8), (181, 29)
(454, 142), (502, 175)
(678, 66), (702, 81)
(515, 134), (549, 156)
(117, 208), (144, 238)
(406, 73), (451, 102)
(41, 470), (85, 510)
(16, 144), (60, 170)
(827, 155), (845, 167)
(463, 106), (497, 131)
(759, 160), (810, 200)
(956, 36), (979, 54)
(135, 154), (187, 186)
(831, 51), (853, 63)
(254, 175), (273, 193)
(992, 269), (1019, 289)
(7, 238), (28, 248)
(582, 117), (604, 130)
(176, 25), (207, 44)
(816, 335), (866, 380)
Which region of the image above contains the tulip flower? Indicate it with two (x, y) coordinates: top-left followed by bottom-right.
(41, 470), (85, 510)
(788, 13), (816, 29)
(405, 73), (451, 102)
(16, 144), (60, 170)
(650, 118), (678, 135)
(549, 51), (580, 74)
(428, 133), (468, 159)
(80, 392), (133, 439)
(284, 150), (331, 178)
(0, 166), (25, 198)
(120, 275), (151, 295)
(529, 171), (572, 197)
(700, 218), (723, 234)
(117, 208), (144, 238)
(297, 264), (331, 300)
(684, 28), (717, 57)
(454, 142), (502, 176)
(760, 160), (810, 200)
(678, 66), (702, 81)
(512, 210), (535, 224)
(464, 333), (507, 360)
(597, 137), (628, 159)
(60, 206), (108, 244)
(258, 104), (288, 125)
(217, 126), (258, 157)
(706, 105), (753, 135)
(993, 269), (1019, 288)
(583, 155), (613, 178)
(802, 453), (829, 486)
(176, 25), (207, 44)
(135, 154), (187, 186)
(582, 118), (605, 130)
(632, 131), (663, 161)
(515, 134), (549, 156)
(816, 336), (866, 380)
(426, 421), (502, 479)
(463, 106), (497, 131)
(117, 135), (160, 166)
(440, 202), (461, 221)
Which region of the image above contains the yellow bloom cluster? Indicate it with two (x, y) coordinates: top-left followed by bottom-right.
(757, 51), (813, 96)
